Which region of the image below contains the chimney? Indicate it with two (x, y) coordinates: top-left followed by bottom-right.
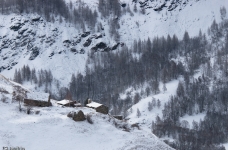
(48, 94), (51, 106)
(88, 99), (92, 104)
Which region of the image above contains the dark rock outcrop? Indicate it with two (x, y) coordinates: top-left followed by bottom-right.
(83, 38), (92, 47)
(76, 38), (81, 44)
(49, 52), (54, 57)
(120, 42), (124, 47)
(154, 3), (166, 11)
(121, 3), (126, 7)
(63, 40), (71, 44)
(168, 3), (178, 11)
(95, 34), (102, 39)
(29, 47), (39, 60)
(18, 28), (28, 35)
(80, 49), (85, 54)
(81, 31), (90, 38)
(112, 43), (120, 50)
(70, 48), (77, 53)
(103, 47), (111, 52)
(10, 23), (23, 31)
(91, 42), (107, 52)
(113, 115), (123, 120)
(32, 17), (41, 22)
(91, 46), (98, 52)
(11, 62), (18, 66)
(63, 40), (71, 48)
(67, 112), (74, 118)
(96, 42), (107, 49)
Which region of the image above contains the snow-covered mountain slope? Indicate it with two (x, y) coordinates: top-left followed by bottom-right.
(0, 0), (227, 85)
(0, 74), (51, 105)
(127, 79), (179, 126)
(119, 0), (228, 42)
(0, 74), (29, 95)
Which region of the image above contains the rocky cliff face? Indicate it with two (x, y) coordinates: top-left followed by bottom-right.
(0, 13), (121, 84)
(133, 0), (193, 11)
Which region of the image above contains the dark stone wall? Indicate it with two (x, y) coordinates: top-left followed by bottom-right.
(24, 99), (52, 107)
(113, 115), (123, 120)
(96, 105), (109, 114)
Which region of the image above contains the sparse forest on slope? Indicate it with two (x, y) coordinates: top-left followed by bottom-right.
(0, 0), (98, 30)
(152, 8), (228, 150)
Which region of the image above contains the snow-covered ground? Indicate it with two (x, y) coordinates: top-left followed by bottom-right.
(223, 143), (228, 150)
(127, 79), (180, 132)
(180, 113), (206, 129)
(126, 74), (207, 132)
(0, 101), (173, 150)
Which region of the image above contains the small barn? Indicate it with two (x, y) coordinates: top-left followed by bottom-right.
(24, 92), (51, 107)
(57, 99), (77, 107)
(86, 101), (109, 114)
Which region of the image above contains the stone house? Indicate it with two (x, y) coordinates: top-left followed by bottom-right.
(86, 101), (109, 114)
(24, 92), (51, 107)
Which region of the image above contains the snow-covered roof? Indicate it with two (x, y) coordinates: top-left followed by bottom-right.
(74, 103), (82, 106)
(57, 99), (74, 105)
(86, 102), (102, 108)
(26, 92), (49, 102)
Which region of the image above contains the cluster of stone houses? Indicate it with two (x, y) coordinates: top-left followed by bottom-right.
(23, 92), (109, 115)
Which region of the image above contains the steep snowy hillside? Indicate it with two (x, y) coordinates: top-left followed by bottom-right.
(119, 0), (228, 42)
(0, 14), (119, 85)
(0, 74), (29, 95)
(0, 0), (227, 85)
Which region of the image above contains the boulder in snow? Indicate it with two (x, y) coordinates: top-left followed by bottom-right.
(72, 110), (86, 121)
(83, 38), (92, 47)
(32, 16), (41, 22)
(10, 23), (23, 31)
(96, 42), (107, 49)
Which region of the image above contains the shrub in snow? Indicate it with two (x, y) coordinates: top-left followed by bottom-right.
(136, 108), (141, 118)
(1, 95), (8, 103)
(35, 110), (40, 115)
(122, 124), (130, 132)
(0, 87), (9, 94)
(131, 123), (140, 130)
(181, 120), (190, 129)
(148, 102), (153, 111)
(163, 83), (167, 93)
(152, 98), (156, 107)
(26, 106), (32, 114)
(67, 111), (74, 118)
(157, 99), (161, 108)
